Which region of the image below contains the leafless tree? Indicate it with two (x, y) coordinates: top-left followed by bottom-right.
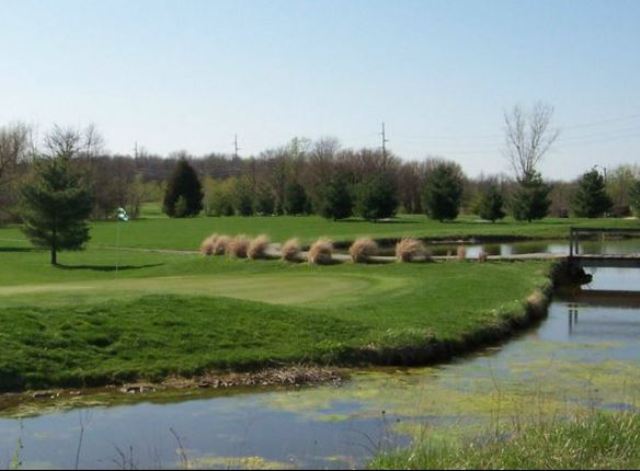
(503, 102), (559, 180)
(83, 123), (105, 158)
(0, 122), (30, 189)
(44, 125), (83, 159)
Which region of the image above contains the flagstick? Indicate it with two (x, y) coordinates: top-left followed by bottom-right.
(116, 218), (120, 275)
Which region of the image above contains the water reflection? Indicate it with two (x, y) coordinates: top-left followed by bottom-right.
(0, 271), (639, 469)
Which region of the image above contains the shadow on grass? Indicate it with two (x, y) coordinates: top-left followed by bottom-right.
(0, 247), (37, 253)
(334, 217), (421, 224)
(55, 263), (164, 272)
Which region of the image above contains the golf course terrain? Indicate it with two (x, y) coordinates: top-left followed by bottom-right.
(2, 209), (634, 392)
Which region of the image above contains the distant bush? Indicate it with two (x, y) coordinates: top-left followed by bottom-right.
(349, 238), (378, 263)
(200, 233), (218, 256)
(163, 158), (203, 218)
(248, 235), (270, 260)
(281, 238), (301, 262)
(423, 161), (465, 222)
(227, 235), (250, 258)
(572, 168), (613, 218)
(476, 184), (506, 222)
(355, 173), (398, 222)
(308, 238), (333, 265)
(511, 171), (551, 222)
(395, 238), (428, 263)
(319, 174), (353, 220)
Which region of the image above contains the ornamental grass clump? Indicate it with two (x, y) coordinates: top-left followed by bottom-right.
(349, 238), (378, 263)
(308, 238), (333, 265)
(200, 233), (218, 256)
(478, 249), (488, 263)
(457, 245), (467, 261)
(212, 235), (231, 255)
(281, 238), (301, 262)
(227, 235), (250, 258)
(395, 238), (429, 263)
(248, 234), (270, 260)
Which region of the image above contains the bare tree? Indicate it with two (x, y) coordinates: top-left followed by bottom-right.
(45, 125), (83, 159)
(83, 123), (105, 158)
(503, 102), (559, 180)
(0, 122), (30, 189)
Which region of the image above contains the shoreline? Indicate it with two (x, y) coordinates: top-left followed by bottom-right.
(0, 263), (560, 416)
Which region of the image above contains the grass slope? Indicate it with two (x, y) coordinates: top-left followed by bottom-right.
(0, 251), (551, 391)
(372, 412), (640, 469)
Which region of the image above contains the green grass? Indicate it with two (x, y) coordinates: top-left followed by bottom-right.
(1, 212), (638, 252)
(0, 243), (552, 390)
(372, 412), (640, 469)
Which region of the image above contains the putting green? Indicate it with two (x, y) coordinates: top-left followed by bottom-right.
(0, 272), (409, 308)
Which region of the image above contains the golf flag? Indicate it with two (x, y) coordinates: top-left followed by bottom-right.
(116, 207), (129, 222)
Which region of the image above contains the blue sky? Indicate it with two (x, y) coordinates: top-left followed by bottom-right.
(1, 0), (639, 179)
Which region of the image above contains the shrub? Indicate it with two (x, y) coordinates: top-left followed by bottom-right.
(227, 235), (250, 258)
(248, 235), (271, 260)
(200, 233), (218, 256)
(281, 238), (301, 262)
(163, 158), (203, 218)
(355, 173), (398, 221)
(395, 238), (428, 263)
(212, 235), (231, 255)
(349, 238), (378, 263)
(319, 174), (353, 220)
(572, 168), (613, 218)
(511, 171), (551, 222)
(476, 184), (506, 222)
(308, 238), (333, 265)
(457, 245), (467, 260)
(423, 161), (465, 221)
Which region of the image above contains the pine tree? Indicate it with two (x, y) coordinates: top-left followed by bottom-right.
(319, 174), (353, 220)
(477, 184), (506, 222)
(511, 171), (551, 222)
(284, 181), (309, 215)
(21, 157), (93, 265)
(356, 173), (398, 221)
(163, 158), (203, 217)
(422, 162), (464, 222)
(571, 168), (613, 218)
(233, 177), (255, 216)
(255, 184), (275, 216)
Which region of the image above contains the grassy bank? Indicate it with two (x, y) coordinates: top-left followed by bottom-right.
(0, 250), (552, 391)
(372, 412), (640, 469)
(1, 213), (638, 251)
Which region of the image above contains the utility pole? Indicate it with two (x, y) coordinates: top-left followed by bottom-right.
(233, 134), (240, 159)
(134, 141), (138, 159)
(380, 122), (389, 162)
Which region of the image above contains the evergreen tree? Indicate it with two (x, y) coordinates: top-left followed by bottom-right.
(255, 184), (275, 216)
(284, 181), (309, 215)
(21, 157), (93, 265)
(511, 171), (551, 222)
(629, 179), (640, 217)
(477, 184), (506, 222)
(319, 174), (353, 220)
(571, 168), (613, 218)
(163, 158), (203, 217)
(233, 177), (254, 216)
(422, 162), (464, 222)
(356, 173), (398, 221)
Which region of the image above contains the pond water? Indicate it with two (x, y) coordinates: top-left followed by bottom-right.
(371, 237), (640, 258)
(0, 267), (639, 469)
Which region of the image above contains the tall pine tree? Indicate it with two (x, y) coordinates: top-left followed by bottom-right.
(571, 168), (613, 218)
(511, 171), (551, 222)
(477, 183), (506, 222)
(356, 173), (398, 221)
(163, 158), (203, 217)
(319, 174), (353, 220)
(21, 157), (93, 265)
(422, 162), (464, 222)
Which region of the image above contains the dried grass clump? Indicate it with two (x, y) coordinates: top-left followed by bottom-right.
(248, 234), (270, 260)
(281, 238), (301, 262)
(456, 245), (467, 261)
(227, 235), (250, 258)
(212, 235), (231, 255)
(308, 238), (333, 265)
(478, 249), (488, 263)
(395, 238), (428, 263)
(349, 238), (378, 263)
(200, 233), (218, 256)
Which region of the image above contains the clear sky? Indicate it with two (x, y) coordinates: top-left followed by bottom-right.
(1, 0), (639, 179)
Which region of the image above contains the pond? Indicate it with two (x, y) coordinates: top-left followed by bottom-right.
(0, 268), (639, 469)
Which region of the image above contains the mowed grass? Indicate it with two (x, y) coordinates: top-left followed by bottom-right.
(1, 210), (638, 252)
(0, 242), (552, 391)
(372, 412), (640, 469)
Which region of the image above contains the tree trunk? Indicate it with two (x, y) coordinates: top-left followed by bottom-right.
(51, 248), (57, 265)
